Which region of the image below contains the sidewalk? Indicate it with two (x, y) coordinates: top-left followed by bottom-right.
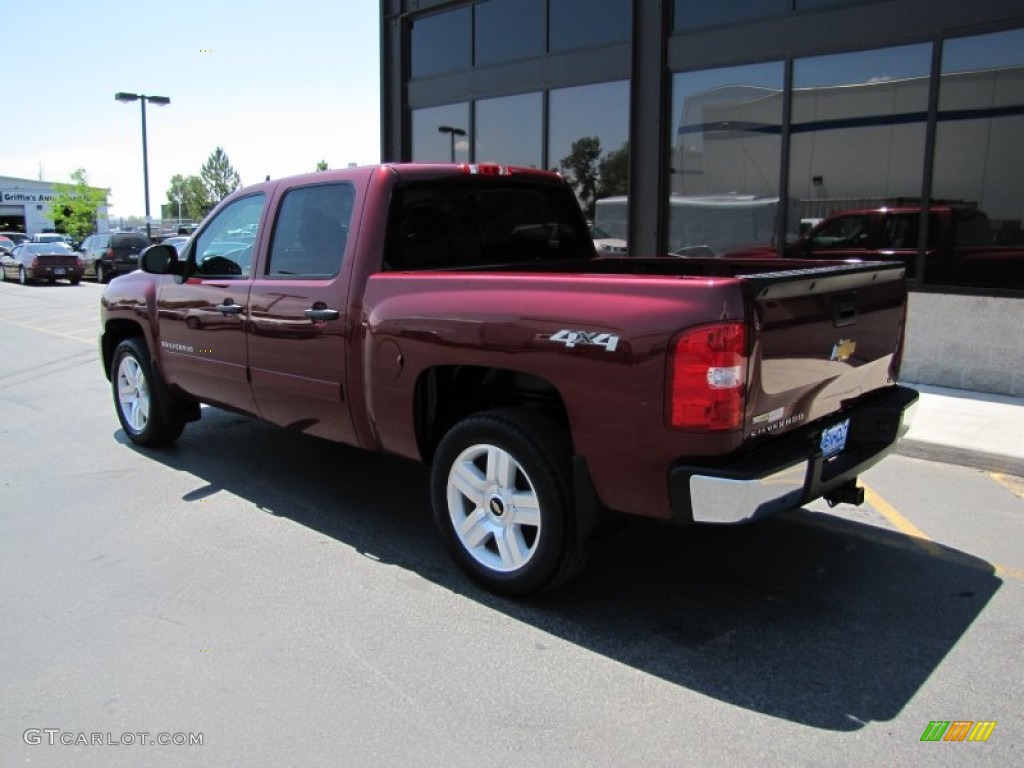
(896, 382), (1024, 477)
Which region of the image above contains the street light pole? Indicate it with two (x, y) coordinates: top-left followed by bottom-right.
(437, 125), (467, 163)
(115, 92), (170, 240)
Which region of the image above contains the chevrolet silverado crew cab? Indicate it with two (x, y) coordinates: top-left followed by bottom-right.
(100, 163), (918, 595)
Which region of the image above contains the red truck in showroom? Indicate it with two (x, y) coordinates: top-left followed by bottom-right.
(100, 163), (918, 595)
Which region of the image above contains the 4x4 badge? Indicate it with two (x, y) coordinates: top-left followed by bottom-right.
(544, 329), (619, 352)
(831, 338), (856, 362)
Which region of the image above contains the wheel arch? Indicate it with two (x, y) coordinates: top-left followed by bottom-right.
(101, 319), (146, 380)
(413, 365), (570, 463)
(103, 320), (201, 425)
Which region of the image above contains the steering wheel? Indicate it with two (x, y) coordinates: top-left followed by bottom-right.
(197, 254), (243, 276)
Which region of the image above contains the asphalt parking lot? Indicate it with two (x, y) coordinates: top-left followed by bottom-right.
(1, 279), (1021, 767)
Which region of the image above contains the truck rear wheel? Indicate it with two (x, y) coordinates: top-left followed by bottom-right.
(431, 408), (582, 596)
(111, 338), (185, 446)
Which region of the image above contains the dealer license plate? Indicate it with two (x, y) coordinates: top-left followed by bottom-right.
(820, 419), (850, 458)
(54, 268), (65, 275)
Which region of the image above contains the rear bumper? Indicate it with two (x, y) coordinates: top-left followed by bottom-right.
(669, 384), (919, 524)
(29, 265), (85, 279)
(101, 256), (140, 274)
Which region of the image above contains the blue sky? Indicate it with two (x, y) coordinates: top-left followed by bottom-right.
(4, 1), (381, 218)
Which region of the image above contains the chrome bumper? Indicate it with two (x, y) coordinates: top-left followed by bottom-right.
(669, 385), (919, 524)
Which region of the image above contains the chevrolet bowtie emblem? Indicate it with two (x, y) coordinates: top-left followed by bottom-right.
(831, 338), (857, 362)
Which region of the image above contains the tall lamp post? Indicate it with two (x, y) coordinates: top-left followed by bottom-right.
(115, 92), (170, 240)
(437, 125), (466, 163)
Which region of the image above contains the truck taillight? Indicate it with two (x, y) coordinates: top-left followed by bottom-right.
(459, 163), (511, 176)
(668, 322), (747, 431)
(107, 247), (115, 258)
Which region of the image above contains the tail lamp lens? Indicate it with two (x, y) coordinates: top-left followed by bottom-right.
(668, 322), (747, 431)
(458, 163), (511, 176)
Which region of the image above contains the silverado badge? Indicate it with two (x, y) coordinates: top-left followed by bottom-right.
(831, 338), (857, 363)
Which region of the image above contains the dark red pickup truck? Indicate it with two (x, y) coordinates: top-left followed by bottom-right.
(782, 205), (1024, 289)
(100, 163), (918, 595)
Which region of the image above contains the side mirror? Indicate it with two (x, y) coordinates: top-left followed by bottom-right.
(140, 244), (185, 275)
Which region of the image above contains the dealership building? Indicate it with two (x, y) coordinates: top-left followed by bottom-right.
(0, 175), (110, 237)
(380, 0), (1024, 396)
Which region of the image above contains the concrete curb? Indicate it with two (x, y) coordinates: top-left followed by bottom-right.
(894, 440), (1024, 477)
(896, 381), (1024, 477)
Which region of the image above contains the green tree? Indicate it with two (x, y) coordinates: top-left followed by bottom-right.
(597, 142), (630, 199)
(560, 137), (602, 220)
(46, 169), (108, 242)
(200, 146), (241, 204)
(182, 175), (212, 221)
(166, 174), (188, 219)
(315, 159), (329, 172)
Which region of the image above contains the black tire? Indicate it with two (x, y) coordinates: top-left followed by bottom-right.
(430, 408), (583, 596)
(70, 277), (81, 285)
(19, 266), (29, 285)
(96, 263), (106, 283)
(111, 338), (185, 446)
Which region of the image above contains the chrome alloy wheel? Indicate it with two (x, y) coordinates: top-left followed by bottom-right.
(446, 443), (543, 573)
(116, 354), (150, 434)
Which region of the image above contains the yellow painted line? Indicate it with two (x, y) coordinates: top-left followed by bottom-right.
(995, 564), (1024, 581)
(990, 472), (1024, 500)
(0, 317), (94, 346)
(863, 484), (945, 557)
(859, 484), (1024, 582)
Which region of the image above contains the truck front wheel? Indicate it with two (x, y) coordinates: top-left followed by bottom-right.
(431, 408), (582, 596)
(111, 338), (185, 446)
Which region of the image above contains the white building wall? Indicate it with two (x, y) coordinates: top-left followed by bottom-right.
(0, 176), (109, 235)
(902, 292), (1024, 397)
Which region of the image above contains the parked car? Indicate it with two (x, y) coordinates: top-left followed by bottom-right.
(0, 231), (30, 246)
(1, 243), (84, 285)
(100, 163), (917, 596)
(161, 236), (190, 253)
(77, 232), (151, 282)
(0, 236), (14, 254)
(31, 232), (73, 247)
(721, 205), (1024, 289)
(590, 224), (628, 255)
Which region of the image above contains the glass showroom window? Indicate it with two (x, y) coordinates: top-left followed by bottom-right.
(412, 103), (470, 163)
(475, 93), (543, 169)
(475, 0), (545, 67)
(932, 28), (1024, 291)
(790, 44), (931, 255)
(549, 80), (630, 233)
(674, 0), (789, 31)
(550, 0), (631, 52)
(411, 7), (471, 79)
(669, 62), (784, 256)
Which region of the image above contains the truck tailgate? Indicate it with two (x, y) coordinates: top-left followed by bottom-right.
(740, 262), (908, 440)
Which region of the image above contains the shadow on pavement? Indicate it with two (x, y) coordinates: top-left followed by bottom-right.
(119, 407), (1001, 732)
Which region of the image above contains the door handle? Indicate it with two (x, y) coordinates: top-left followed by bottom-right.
(215, 300), (244, 315)
(304, 306), (340, 321)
